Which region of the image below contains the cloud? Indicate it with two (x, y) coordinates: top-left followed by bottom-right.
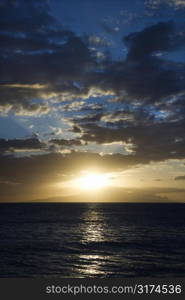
(0, 0), (55, 33)
(0, 30), (94, 112)
(0, 84), (51, 115)
(124, 21), (175, 60)
(100, 108), (154, 125)
(49, 138), (83, 147)
(1, 3), (184, 117)
(74, 117), (185, 164)
(61, 101), (85, 112)
(92, 22), (185, 104)
(0, 0), (95, 115)
(0, 136), (85, 154)
(0, 137), (45, 153)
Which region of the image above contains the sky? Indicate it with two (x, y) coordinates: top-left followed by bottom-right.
(0, 0), (185, 202)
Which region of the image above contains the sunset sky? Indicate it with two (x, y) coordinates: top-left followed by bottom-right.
(0, 0), (185, 202)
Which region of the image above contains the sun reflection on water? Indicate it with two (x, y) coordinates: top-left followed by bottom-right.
(77, 204), (109, 276)
(82, 209), (105, 242)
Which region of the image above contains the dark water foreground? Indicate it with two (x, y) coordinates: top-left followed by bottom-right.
(0, 202), (185, 278)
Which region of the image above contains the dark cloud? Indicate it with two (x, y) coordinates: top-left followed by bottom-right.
(73, 113), (103, 124)
(1, 3), (184, 117)
(0, 0), (55, 34)
(124, 22), (174, 60)
(0, 137), (85, 154)
(100, 108), (155, 126)
(0, 137), (45, 153)
(80, 104), (104, 112)
(74, 117), (185, 163)
(0, 0), (95, 115)
(49, 139), (82, 147)
(79, 21), (185, 105)
(0, 85), (50, 115)
(90, 55), (184, 106)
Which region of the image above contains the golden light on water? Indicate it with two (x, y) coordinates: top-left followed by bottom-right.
(78, 204), (107, 276)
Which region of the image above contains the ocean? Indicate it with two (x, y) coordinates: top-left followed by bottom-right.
(0, 203), (185, 278)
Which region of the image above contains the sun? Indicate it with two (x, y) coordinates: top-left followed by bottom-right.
(76, 172), (110, 190)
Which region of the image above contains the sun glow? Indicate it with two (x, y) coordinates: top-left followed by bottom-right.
(75, 172), (110, 190)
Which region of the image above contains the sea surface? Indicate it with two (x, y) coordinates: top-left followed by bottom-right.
(0, 203), (185, 278)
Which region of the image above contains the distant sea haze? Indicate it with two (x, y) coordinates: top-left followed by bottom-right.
(0, 203), (185, 278)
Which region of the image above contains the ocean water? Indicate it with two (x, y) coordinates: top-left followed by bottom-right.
(0, 203), (185, 278)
